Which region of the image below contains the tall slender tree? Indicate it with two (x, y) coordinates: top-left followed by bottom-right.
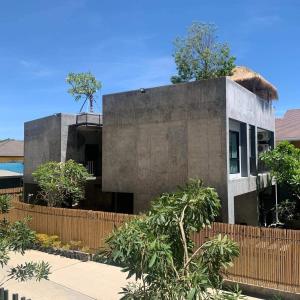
(171, 22), (236, 83)
(66, 72), (101, 113)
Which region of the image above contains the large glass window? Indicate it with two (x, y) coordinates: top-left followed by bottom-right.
(229, 130), (240, 174)
(257, 128), (273, 173)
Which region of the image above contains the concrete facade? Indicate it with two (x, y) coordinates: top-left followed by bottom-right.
(226, 79), (275, 223)
(23, 77), (275, 222)
(23, 113), (103, 207)
(102, 77), (275, 223)
(24, 114), (76, 185)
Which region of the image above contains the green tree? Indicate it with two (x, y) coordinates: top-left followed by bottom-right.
(260, 141), (300, 199)
(260, 142), (300, 224)
(0, 194), (50, 286)
(66, 72), (101, 113)
(171, 22), (236, 84)
(32, 160), (90, 207)
(106, 180), (240, 299)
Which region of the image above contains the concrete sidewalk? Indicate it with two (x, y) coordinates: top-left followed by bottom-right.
(1, 250), (131, 300)
(0, 250), (262, 300)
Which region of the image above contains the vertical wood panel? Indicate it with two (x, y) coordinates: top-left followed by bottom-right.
(2, 188), (300, 293)
(193, 222), (300, 293)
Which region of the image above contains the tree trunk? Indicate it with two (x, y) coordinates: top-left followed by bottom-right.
(89, 96), (94, 113)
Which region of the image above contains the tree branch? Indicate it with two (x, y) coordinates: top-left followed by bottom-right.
(184, 243), (205, 269)
(178, 205), (189, 268)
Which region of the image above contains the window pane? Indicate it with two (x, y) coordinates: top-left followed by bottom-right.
(230, 159), (239, 174)
(229, 131), (239, 174)
(230, 133), (238, 158)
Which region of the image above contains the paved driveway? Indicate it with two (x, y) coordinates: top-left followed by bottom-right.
(0, 250), (262, 300)
(0, 250), (130, 300)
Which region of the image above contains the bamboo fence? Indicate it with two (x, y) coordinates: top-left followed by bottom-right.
(0, 187), (22, 196)
(6, 200), (133, 250)
(1, 187), (300, 293)
(193, 223), (300, 294)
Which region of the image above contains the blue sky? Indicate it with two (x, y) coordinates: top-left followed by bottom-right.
(1, 0), (299, 140)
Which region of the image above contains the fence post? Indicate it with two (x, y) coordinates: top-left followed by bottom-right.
(4, 290), (8, 300)
(12, 294), (18, 300)
(0, 288), (4, 300)
(20, 297), (25, 300)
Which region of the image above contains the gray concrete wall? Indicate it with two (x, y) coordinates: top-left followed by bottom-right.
(226, 78), (275, 132)
(24, 114), (61, 184)
(102, 78), (228, 217)
(61, 114), (77, 163)
(234, 191), (258, 226)
(24, 113), (76, 184)
(226, 78), (275, 223)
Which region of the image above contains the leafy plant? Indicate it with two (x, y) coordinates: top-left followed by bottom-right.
(0, 194), (50, 286)
(61, 243), (71, 251)
(69, 240), (83, 250)
(171, 22), (236, 83)
(274, 199), (297, 222)
(66, 72), (101, 113)
(0, 194), (11, 214)
(106, 179), (240, 299)
(80, 246), (92, 254)
(260, 141), (300, 197)
(35, 233), (90, 252)
(260, 142), (300, 223)
(32, 159), (90, 207)
(35, 234), (60, 248)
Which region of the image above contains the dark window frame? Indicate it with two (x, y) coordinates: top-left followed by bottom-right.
(229, 130), (240, 174)
(249, 125), (256, 175)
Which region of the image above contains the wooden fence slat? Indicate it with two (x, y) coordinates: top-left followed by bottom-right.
(1, 187), (300, 294)
(3, 193), (132, 250)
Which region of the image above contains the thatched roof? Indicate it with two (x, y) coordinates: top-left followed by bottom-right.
(230, 66), (278, 101)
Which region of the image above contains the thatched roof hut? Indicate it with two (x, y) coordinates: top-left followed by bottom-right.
(230, 66), (278, 101)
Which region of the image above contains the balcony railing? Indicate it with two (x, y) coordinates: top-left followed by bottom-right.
(76, 113), (102, 127)
(86, 160), (95, 175)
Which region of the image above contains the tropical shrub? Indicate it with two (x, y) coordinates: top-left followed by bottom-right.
(275, 199), (297, 222)
(260, 141), (300, 224)
(32, 159), (90, 207)
(35, 233), (91, 253)
(260, 141), (300, 197)
(0, 194), (50, 286)
(106, 180), (240, 299)
(35, 234), (61, 248)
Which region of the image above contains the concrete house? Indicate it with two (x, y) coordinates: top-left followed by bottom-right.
(102, 67), (277, 224)
(24, 67), (277, 224)
(23, 113), (105, 208)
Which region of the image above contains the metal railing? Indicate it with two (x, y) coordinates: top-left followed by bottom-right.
(86, 160), (95, 175)
(76, 113), (102, 127)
